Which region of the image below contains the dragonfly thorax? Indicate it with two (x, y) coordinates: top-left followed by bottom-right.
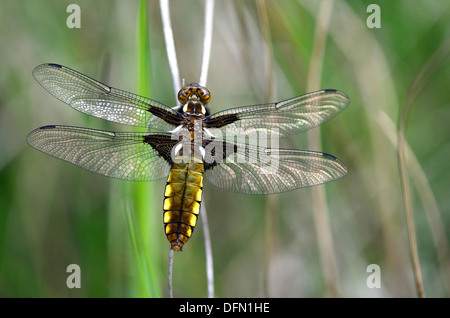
(182, 100), (206, 116)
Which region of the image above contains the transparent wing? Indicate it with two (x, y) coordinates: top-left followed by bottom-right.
(203, 140), (347, 194)
(205, 89), (349, 138)
(26, 125), (177, 181)
(32, 63), (182, 131)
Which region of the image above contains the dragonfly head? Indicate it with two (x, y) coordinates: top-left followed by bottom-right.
(178, 83), (211, 104)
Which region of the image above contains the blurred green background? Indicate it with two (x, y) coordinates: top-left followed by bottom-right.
(0, 0), (449, 297)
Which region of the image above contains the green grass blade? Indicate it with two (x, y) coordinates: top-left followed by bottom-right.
(126, 0), (162, 298)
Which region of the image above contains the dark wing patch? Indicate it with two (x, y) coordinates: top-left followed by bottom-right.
(203, 113), (239, 129)
(203, 138), (238, 170)
(143, 134), (179, 165)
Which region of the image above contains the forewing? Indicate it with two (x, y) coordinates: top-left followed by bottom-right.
(204, 140), (347, 194)
(32, 63), (182, 131)
(26, 125), (176, 181)
(205, 89), (349, 138)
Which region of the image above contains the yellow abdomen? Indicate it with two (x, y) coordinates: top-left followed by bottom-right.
(163, 162), (204, 251)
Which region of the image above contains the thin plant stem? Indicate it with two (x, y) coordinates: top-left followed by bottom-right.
(201, 202), (214, 298)
(168, 247), (174, 298)
(199, 0), (215, 86)
(199, 0), (215, 298)
(376, 110), (450, 296)
(160, 0), (181, 93)
(397, 128), (424, 297)
(396, 39), (450, 298)
(306, 0), (341, 297)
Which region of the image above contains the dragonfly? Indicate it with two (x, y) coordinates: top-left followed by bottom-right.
(27, 63), (349, 251)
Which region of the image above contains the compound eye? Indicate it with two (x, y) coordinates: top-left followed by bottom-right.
(177, 87), (190, 104)
(198, 88), (211, 104)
